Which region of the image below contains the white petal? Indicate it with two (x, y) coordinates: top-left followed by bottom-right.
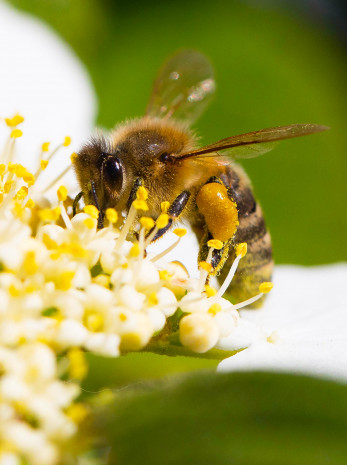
(0, 1), (96, 183)
(219, 264), (347, 381)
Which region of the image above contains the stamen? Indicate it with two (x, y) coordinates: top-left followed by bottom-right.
(233, 282), (274, 310)
(115, 204), (137, 250)
(58, 186), (72, 229)
(41, 164), (71, 193)
(198, 247), (214, 292)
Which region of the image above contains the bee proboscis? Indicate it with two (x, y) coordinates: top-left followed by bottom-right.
(73, 50), (327, 306)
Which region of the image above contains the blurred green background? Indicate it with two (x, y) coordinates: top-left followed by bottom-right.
(9, 0), (347, 265)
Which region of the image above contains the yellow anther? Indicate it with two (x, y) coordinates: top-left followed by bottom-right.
(136, 186), (149, 201)
(148, 292), (158, 305)
(12, 201), (24, 218)
(207, 239), (224, 250)
(66, 403), (89, 424)
(56, 271), (75, 290)
(14, 164), (27, 178)
(129, 243), (140, 257)
(133, 199), (149, 211)
(159, 270), (172, 281)
(8, 162), (17, 173)
(42, 234), (58, 250)
(15, 186), (28, 201)
(204, 284), (217, 297)
(59, 242), (86, 258)
(199, 261), (213, 273)
(83, 217), (96, 229)
(105, 208), (118, 224)
(93, 274), (110, 287)
(25, 198), (35, 209)
(41, 142), (50, 152)
(156, 213), (169, 229)
(63, 136), (71, 147)
(85, 312), (104, 332)
(119, 313), (127, 322)
(40, 159), (49, 170)
(23, 172), (35, 186)
(5, 114), (24, 127)
(0, 194), (3, 205)
(0, 164), (6, 176)
(67, 348), (87, 380)
(39, 207), (61, 222)
(84, 204), (99, 219)
(173, 228), (187, 237)
(70, 152), (78, 162)
(4, 180), (14, 193)
(208, 303), (222, 315)
(235, 242), (247, 257)
(259, 282), (274, 294)
(139, 216), (155, 229)
(57, 185), (68, 202)
(23, 251), (38, 275)
(10, 129), (23, 138)
(161, 201), (170, 213)
(9, 285), (20, 297)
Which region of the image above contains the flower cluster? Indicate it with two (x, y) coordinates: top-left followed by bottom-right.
(0, 115), (273, 465)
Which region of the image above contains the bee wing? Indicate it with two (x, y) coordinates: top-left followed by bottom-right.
(178, 124), (329, 160)
(145, 49), (215, 125)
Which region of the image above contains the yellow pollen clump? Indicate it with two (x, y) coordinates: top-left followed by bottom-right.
(68, 348), (88, 380)
(9, 285), (20, 297)
(105, 208), (118, 224)
(148, 292), (158, 305)
(10, 129), (23, 138)
(25, 198), (35, 209)
(136, 186), (149, 201)
(15, 186), (28, 201)
(59, 242), (86, 258)
(199, 261), (213, 273)
(84, 217), (96, 229)
(156, 213), (169, 229)
(56, 271), (75, 290)
(0, 164), (6, 176)
(63, 136), (71, 147)
(204, 284), (217, 297)
(41, 142), (50, 152)
(133, 199), (149, 211)
(39, 207), (61, 222)
(173, 228), (187, 237)
(140, 216), (155, 229)
(161, 201), (170, 213)
(4, 180), (14, 193)
(84, 204), (99, 219)
(5, 114), (24, 127)
(235, 242), (247, 257)
(159, 269), (172, 281)
(119, 313), (127, 322)
(259, 282), (274, 294)
(70, 152), (78, 163)
(23, 172), (35, 186)
(66, 403), (89, 424)
(207, 239), (224, 250)
(129, 243), (140, 257)
(208, 303), (222, 315)
(40, 159), (49, 170)
(23, 251), (38, 275)
(42, 233), (58, 250)
(57, 185), (68, 202)
(85, 312), (104, 332)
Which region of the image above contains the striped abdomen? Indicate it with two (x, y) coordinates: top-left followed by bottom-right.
(218, 164), (273, 307)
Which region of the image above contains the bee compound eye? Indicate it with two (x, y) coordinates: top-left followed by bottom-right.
(103, 156), (123, 192)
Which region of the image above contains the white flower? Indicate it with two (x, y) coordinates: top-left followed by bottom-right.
(218, 264), (347, 381)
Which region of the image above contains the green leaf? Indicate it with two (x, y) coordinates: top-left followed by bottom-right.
(82, 352), (219, 392)
(94, 371), (347, 465)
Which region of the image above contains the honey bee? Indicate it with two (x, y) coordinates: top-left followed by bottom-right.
(73, 50), (327, 306)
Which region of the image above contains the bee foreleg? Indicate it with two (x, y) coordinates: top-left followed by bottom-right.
(150, 190), (191, 242)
